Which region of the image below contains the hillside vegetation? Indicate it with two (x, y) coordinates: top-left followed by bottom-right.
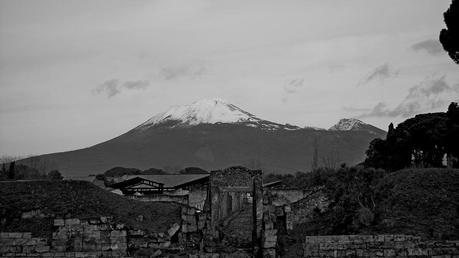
(0, 180), (182, 236)
(285, 167), (459, 240)
(374, 168), (459, 239)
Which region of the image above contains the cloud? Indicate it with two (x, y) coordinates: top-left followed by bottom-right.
(281, 78), (304, 103)
(411, 39), (444, 55)
(93, 79), (150, 97)
(122, 80), (150, 90)
(360, 76), (459, 118)
(159, 64), (206, 80)
(284, 78), (304, 94)
(359, 63), (399, 85)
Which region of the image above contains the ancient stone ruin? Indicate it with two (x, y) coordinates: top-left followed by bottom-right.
(2, 166), (459, 257)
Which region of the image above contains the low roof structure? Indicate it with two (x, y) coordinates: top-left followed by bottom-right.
(115, 174), (209, 190)
(110, 177), (165, 195)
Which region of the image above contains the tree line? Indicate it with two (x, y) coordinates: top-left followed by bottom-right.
(0, 156), (63, 181)
(364, 102), (459, 171)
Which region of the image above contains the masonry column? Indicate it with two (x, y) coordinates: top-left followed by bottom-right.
(252, 171), (263, 256)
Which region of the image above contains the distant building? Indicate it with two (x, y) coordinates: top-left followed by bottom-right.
(109, 174), (209, 209)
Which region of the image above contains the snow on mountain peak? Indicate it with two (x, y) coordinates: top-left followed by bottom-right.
(329, 118), (366, 131)
(138, 98), (266, 128)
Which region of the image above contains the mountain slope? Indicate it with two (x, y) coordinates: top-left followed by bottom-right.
(19, 99), (386, 177)
(329, 118), (386, 135)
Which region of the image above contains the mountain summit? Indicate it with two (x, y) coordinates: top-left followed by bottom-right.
(329, 118), (385, 135)
(137, 98), (300, 130)
(329, 118), (367, 131)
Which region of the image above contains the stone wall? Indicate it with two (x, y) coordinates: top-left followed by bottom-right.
(267, 189), (308, 206)
(206, 167), (263, 256)
(188, 189), (207, 210)
(0, 215), (188, 258)
(303, 235), (459, 257)
(290, 189), (328, 226)
(262, 204), (278, 257)
(127, 193), (189, 205)
(208, 167), (262, 239)
(0, 217), (128, 257)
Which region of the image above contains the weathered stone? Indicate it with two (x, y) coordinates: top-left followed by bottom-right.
(65, 218), (80, 226)
(54, 219), (65, 226)
(263, 248), (276, 257)
(160, 241), (171, 248)
(151, 250), (162, 257)
(128, 229), (145, 237)
(35, 245), (50, 253)
(100, 216), (112, 223)
(167, 223), (180, 237)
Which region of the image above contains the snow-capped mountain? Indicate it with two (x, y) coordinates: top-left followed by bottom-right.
(137, 98), (301, 130)
(329, 118), (386, 135)
(329, 118), (367, 131)
(20, 100), (386, 177)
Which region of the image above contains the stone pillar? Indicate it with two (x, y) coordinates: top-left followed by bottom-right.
(210, 184), (220, 238)
(284, 205), (293, 230)
(252, 173), (263, 257)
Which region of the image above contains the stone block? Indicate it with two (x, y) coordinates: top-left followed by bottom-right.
(186, 207), (196, 215)
(88, 218), (100, 225)
(393, 234), (406, 242)
(167, 223), (180, 237)
(53, 244), (68, 252)
(128, 229), (145, 237)
(264, 229), (277, 236)
(198, 220), (206, 230)
(22, 232), (32, 239)
(384, 249), (396, 256)
(407, 247), (426, 256)
(263, 234), (277, 244)
(263, 248), (276, 257)
(110, 230), (127, 237)
(263, 240), (277, 248)
(35, 245), (50, 253)
(84, 231), (101, 240)
(65, 218), (80, 226)
(151, 250), (162, 257)
(186, 224), (198, 233)
(74, 252), (86, 258)
(100, 216), (113, 223)
(264, 221), (274, 230)
(54, 219), (65, 226)
(8, 232), (23, 238)
(160, 241), (171, 248)
(374, 235), (385, 242)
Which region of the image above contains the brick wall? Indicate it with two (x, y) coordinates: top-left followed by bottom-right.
(303, 235), (459, 257)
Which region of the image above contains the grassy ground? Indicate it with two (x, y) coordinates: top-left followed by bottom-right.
(374, 168), (459, 239)
(0, 180), (182, 236)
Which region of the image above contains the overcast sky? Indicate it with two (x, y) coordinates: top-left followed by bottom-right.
(1, 0), (458, 157)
